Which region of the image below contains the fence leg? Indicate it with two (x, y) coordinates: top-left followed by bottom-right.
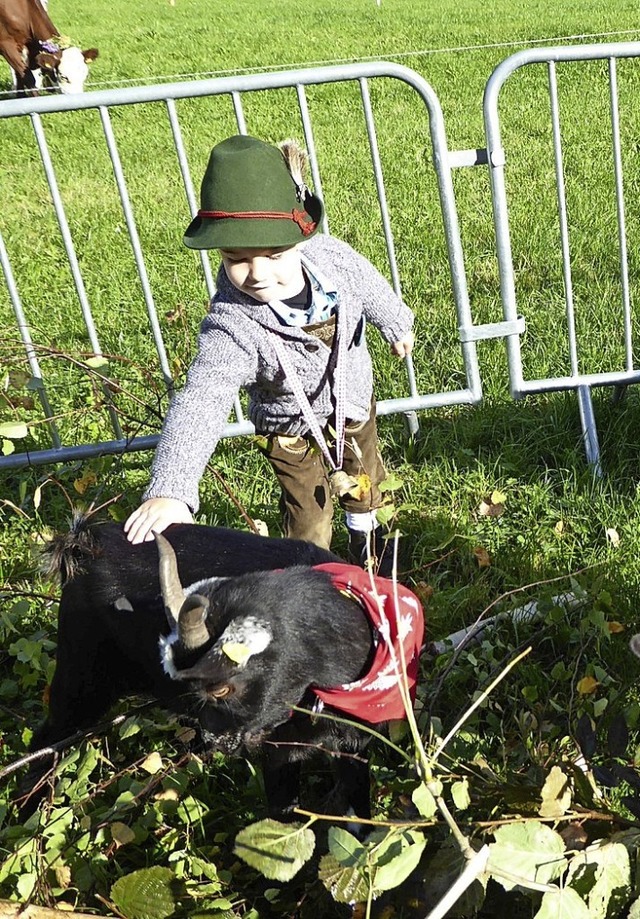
(402, 410), (420, 438)
(611, 382), (628, 406)
(577, 384), (602, 476)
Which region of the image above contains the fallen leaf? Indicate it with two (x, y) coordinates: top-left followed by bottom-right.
(175, 725), (196, 744)
(559, 823), (589, 850)
(478, 497), (504, 517)
(413, 581), (434, 605)
(608, 621), (625, 634)
(346, 473), (371, 501)
(154, 788), (180, 802)
(577, 676), (599, 695)
(329, 469), (362, 498)
(473, 546), (491, 568)
(554, 520), (565, 535)
(165, 303), (185, 323)
(73, 469), (97, 494)
(54, 865), (72, 889)
(606, 528), (621, 547)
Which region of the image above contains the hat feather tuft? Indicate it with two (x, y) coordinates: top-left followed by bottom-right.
(279, 139), (309, 201)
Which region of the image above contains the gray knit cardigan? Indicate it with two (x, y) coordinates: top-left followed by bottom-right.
(143, 233), (414, 511)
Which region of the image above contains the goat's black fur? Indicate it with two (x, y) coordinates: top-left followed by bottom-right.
(27, 516), (376, 820)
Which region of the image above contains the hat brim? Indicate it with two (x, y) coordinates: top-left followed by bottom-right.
(184, 194), (324, 250)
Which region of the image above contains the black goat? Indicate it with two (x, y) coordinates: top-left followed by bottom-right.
(26, 516), (423, 821)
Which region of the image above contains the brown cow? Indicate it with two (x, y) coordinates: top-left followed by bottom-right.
(0, 0), (98, 95)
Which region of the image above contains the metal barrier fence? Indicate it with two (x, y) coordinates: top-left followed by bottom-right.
(2, 43), (640, 471)
(0, 62), (489, 470)
(484, 41), (640, 472)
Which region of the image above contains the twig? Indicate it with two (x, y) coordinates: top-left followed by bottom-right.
(425, 844), (490, 919)
(0, 704), (156, 780)
(430, 647), (532, 765)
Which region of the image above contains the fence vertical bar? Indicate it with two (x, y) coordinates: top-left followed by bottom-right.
(295, 84), (330, 236)
(31, 112), (124, 440)
(0, 229), (61, 449)
(608, 57), (633, 371)
(165, 97), (215, 298)
(98, 105), (173, 389)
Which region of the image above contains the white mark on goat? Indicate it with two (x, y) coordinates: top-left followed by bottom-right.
(184, 576), (228, 596)
(158, 632), (180, 678)
(214, 617), (272, 667)
(113, 595), (134, 612)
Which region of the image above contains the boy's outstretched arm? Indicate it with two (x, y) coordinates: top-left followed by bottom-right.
(124, 497), (194, 544)
(390, 329), (415, 358)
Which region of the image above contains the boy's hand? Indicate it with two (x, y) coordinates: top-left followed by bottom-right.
(124, 497), (193, 544)
(390, 329), (414, 358)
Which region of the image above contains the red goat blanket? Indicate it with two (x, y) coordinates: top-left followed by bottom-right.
(311, 562), (424, 723)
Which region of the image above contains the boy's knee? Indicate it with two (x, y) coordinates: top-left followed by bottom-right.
(284, 512), (332, 550)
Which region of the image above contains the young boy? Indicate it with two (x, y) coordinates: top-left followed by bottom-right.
(125, 135), (414, 573)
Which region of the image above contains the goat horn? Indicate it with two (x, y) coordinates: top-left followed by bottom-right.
(178, 593), (210, 650)
(154, 530), (184, 628)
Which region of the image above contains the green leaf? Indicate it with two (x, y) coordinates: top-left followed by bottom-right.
(16, 872), (37, 899)
(111, 866), (179, 919)
(487, 821), (567, 891)
(176, 795), (208, 825)
(451, 778), (471, 811)
(534, 887), (591, 918)
(119, 716), (142, 738)
(318, 852), (371, 904)
(111, 822), (136, 846)
(327, 826), (367, 866)
(234, 818), (315, 881)
(412, 781), (439, 818)
(539, 765), (572, 818)
(1, 439), (15, 456)
(372, 829), (427, 892)
(375, 504), (395, 526)
(566, 840), (631, 919)
(0, 422), (28, 439)
(85, 355), (110, 369)
(378, 472), (404, 492)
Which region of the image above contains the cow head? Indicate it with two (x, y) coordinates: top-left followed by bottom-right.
(36, 45), (98, 94)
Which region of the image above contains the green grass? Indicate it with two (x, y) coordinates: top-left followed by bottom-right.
(3, 0), (640, 915)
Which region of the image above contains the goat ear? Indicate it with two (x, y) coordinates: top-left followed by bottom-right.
(82, 48), (99, 62)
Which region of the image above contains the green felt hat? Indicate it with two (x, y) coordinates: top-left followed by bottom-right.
(184, 135), (324, 250)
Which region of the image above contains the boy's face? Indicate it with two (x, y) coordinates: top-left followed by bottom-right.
(220, 245), (304, 303)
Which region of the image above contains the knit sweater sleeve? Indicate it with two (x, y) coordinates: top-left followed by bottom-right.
(143, 314), (256, 512)
(307, 235), (414, 343)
